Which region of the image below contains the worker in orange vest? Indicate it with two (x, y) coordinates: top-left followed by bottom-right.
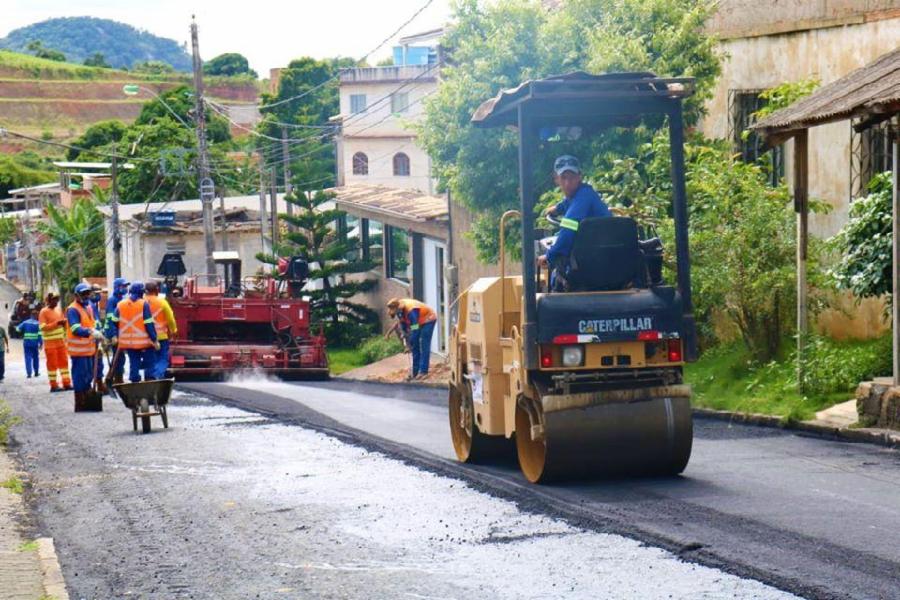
(66, 283), (106, 410)
(106, 282), (159, 383)
(38, 292), (72, 392)
(144, 281), (177, 379)
(386, 298), (437, 380)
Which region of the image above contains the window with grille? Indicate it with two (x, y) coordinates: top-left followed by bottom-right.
(728, 89), (785, 187)
(352, 152), (368, 175)
(350, 94), (367, 114)
(391, 92), (409, 114)
(850, 119), (895, 199)
(393, 152), (410, 176)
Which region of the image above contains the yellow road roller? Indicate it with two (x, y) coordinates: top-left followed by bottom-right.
(448, 72), (697, 483)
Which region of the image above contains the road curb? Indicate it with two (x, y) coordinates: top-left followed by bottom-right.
(335, 375), (447, 389)
(692, 407), (900, 449)
(36, 537), (69, 600)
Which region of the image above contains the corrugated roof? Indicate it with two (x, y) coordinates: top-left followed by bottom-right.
(752, 47), (900, 143)
(329, 184), (447, 222)
(471, 71), (694, 128)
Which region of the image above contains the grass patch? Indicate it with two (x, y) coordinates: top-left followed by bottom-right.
(17, 540), (38, 552)
(328, 336), (406, 376)
(327, 348), (369, 376)
(1, 475), (23, 495)
(686, 335), (889, 421)
(0, 399), (22, 445)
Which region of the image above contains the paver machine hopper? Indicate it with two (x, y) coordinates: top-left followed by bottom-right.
(448, 72), (697, 483)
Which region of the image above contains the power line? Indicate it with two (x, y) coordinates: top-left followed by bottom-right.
(257, 0), (436, 112)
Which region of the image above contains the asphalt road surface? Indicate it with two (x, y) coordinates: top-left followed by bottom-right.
(178, 376), (900, 600)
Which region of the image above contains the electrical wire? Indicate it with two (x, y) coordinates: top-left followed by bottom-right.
(258, 0), (436, 112)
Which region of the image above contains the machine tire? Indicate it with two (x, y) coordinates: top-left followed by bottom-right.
(515, 401), (549, 484)
(448, 380), (511, 464)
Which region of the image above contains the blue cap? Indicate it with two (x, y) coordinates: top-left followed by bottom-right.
(74, 283), (91, 295)
(129, 282), (145, 296)
(553, 154), (581, 176)
(113, 277), (130, 289)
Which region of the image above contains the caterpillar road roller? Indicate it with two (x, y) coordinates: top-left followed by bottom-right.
(448, 72), (698, 483)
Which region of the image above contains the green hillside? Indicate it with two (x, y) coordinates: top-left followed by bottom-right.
(0, 17), (192, 71)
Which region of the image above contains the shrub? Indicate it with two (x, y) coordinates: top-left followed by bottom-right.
(359, 336), (405, 364)
(0, 399), (21, 446)
(803, 334), (891, 396)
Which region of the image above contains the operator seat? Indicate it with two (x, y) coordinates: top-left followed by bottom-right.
(557, 216), (652, 292)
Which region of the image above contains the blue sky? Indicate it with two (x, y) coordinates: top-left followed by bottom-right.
(2, 0), (452, 73)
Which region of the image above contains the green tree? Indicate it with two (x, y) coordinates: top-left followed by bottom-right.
(829, 172), (893, 303)
(418, 0), (721, 260)
(132, 60), (175, 75)
(66, 120), (128, 161)
(0, 155), (56, 198)
(0, 218), (18, 245)
(135, 85), (231, 144)
(83, 52), (110, 68)
(38, 197), (106, 294)
(26, 39), (66, 62)
(204, 52), (257, 78)
(257, 56), (355, 193)
(263, 191), (379, 346)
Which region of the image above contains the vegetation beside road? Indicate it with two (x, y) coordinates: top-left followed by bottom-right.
(328, 336), (405, 376)
(687, 335), (889, 421)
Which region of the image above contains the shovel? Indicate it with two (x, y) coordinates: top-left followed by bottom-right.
(82, 342), (104, 412)
(105, 345), (123, 401)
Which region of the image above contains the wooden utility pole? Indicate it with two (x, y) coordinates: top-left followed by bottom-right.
(110, 155), (122, 278)
(281, 127), (294, 227)
(190, 16), (217, 278)
(793, 130), (809, 390)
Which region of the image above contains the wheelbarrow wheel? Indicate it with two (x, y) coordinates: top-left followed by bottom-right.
(140, 398), (151, 434)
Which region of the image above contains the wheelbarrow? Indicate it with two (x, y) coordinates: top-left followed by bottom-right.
(112, 378), (174, 434)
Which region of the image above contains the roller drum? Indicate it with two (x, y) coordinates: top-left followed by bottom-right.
(517, 395), (693, 483)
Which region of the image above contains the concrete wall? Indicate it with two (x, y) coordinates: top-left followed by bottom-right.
(107, 226), (268, 286)
(701, 4), (900, 339)
(449, 200), (517, 293)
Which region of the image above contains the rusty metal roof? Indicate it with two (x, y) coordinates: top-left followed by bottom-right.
(752, 47), (900, 144)
(471, 71), (695, 128)
(329, 184), (447, 222)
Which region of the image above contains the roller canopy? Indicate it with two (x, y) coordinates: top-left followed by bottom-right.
(471, 71), (695, 128)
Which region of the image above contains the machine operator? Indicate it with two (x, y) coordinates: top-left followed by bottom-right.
(536, 155), (611, 280)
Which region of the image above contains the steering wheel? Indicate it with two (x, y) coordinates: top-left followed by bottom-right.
(544, 213), (561, 228)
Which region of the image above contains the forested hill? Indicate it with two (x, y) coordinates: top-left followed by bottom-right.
(0, 17), (192, 71)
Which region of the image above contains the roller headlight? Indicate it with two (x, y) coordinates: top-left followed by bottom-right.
(561, 345), (584, 367)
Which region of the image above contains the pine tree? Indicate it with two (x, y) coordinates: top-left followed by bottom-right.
(267, 189), (379, 346)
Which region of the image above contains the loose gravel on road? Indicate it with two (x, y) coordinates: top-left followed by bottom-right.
(3, 374), (798, 600)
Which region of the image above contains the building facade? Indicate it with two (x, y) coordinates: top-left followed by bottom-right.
(702, 0), (900, 338)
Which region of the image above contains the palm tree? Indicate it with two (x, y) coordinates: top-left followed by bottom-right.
(38, 194), (106, 297)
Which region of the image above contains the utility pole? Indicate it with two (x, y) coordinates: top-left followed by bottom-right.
(258, 164), (269, 255)
(110, 155), (122, 278)
(281, 127), (294, 230)
(191, 16), (217, 278)
(269, 168), (279, 250)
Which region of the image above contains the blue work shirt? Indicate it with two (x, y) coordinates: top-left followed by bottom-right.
(546, 182), (611, 263)
(17, 318), (42, 349)
(105, 297), (158, 343)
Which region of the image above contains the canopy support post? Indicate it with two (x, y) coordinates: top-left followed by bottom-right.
(892, 123), (899, 385)
(793, 130), (809, 391)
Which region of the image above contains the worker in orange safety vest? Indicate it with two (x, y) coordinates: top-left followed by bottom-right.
(106, 282), (159, 382)
(38, 292), (71, 392)
(385, 298), (437, 381)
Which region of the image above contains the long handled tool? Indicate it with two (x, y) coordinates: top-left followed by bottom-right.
(82, 343), (104, 411)
(105, 345), (123, 400)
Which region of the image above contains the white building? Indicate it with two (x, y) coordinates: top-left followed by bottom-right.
(97, 194), (289, 286)
(332, 29), (452, 354)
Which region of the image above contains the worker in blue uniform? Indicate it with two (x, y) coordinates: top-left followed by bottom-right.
(17, 309), (42, 378)
(105, 277), (129, 384)
(66, 283), (106, 409)
(537, 155), (611, 288)
(106, 282), (159, 383)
